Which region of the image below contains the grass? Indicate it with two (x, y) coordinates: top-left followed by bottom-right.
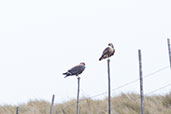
(0, 93), (171, 114)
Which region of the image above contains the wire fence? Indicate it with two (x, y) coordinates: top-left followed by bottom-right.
(58, 81), (171, 114)
(54, 65), (170, 113)
(14, 64), (171, 114)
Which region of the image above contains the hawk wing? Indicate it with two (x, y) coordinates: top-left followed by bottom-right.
(63, 63), (85, 78)
(68, 65), (85, 75)
(99, 47), (111, 61)
(102, 47), (111, 56)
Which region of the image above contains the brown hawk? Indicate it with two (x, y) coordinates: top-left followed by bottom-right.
(63, 62), (86, 78)
(99, 43), (115, 61)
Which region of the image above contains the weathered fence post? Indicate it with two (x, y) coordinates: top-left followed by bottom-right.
(107, 59), (111, 114)
(16, 107), (19, 114)
(138, 50), (144, 114)
(76, 77), (80, 114)
(50, 94), (55, 114)
(167, 39), (171, 69)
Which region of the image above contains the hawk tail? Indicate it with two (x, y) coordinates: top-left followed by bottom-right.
(99, 56), (103, 61)
(63, 72), (71, 78)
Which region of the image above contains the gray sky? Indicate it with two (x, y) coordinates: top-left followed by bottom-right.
(0, 0), (171, 105)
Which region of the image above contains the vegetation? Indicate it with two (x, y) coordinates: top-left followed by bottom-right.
(0, 93), (171, 114)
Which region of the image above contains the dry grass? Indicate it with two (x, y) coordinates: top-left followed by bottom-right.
(0, 93), (171, 114)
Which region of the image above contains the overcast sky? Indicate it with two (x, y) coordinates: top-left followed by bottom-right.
(0, 0), (171, 105)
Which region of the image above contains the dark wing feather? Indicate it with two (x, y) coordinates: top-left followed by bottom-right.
(99, 47), (110, 60)
(102, 47), (110, 56)
(68, 65), (85, 75)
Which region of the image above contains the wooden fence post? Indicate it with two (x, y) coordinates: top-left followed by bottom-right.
(76, 77), (80, 114)
(107, 59), (111, 114)
(138, 50), (144, 114)
(16, 107), (19, 114)
(50, 94), (55, 114)
(167, 38), (171, 69)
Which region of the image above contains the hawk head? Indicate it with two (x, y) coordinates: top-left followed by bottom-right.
(108, 43), (114, 48)
(80, 62), (85, 66)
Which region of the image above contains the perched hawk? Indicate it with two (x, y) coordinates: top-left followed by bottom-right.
(99, 43), (115, 61)
(63, 62), (86, 78)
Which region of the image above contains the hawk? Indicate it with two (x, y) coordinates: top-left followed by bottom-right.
(63, 62), (86, 78)
(99, 43), (115, 61)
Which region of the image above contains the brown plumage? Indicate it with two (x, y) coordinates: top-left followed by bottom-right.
(99, 43), (115, 61)
(63, 62), (86, 78)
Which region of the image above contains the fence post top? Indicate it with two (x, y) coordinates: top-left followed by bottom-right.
(77, 76), (80, 79)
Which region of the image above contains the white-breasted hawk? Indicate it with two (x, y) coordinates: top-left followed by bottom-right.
(99, 43), (115, 61)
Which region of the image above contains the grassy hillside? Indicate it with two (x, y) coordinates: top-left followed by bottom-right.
(0, 93), (171, 114)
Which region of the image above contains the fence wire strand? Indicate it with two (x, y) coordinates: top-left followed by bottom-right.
(86, 65), (170, 99)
